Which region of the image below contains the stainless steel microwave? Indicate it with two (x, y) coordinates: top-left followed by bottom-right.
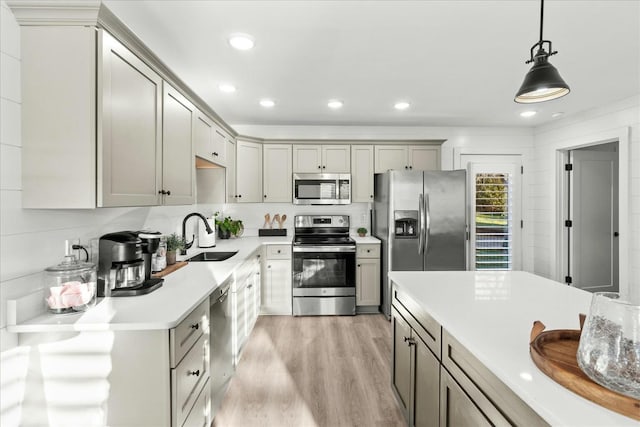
(293, 173), (351, 205)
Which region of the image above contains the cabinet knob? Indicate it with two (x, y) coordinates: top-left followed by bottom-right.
(318, 165), (321, 169)
(403, 336), (410, 342)
(405, 166), (408, 169)
(166, 190), (171, 196)
(188, 369), (200, 377)
(367, 249), (371, 253)
(357, 264), (361, 267)
(213, 152), (218, 156)
(409, 166), (413, 170)
(238, 194), (242, 198)
(370, 195), (373, 198)
(264, 195), (267, 198)
(268, 265), (271, 269)
(322, 165), (326, 169)
(277, 250), (281, 254)
(190, 323), (199, 330)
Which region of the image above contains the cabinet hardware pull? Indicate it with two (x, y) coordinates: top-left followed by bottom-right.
(166, 190), (171, 196)
(318, 165), (321, 169)
(188, 369), (200, 376)
(158, 190), (163, 195)
(277, 250), (281, 253)
(213, 152), (218, 156)
(322, 165), (326, 169)
(409, 166), (412, 170)
(264, 195), (267, 198)
(190, 323), (199, 330)
(367, 249), (371, 253)
(405, 166), (408, 169)
(403, 336), (410, 342)
(268, 265), (271, 268)
(357, 264), (361, 267)
(238, 194), (242, 198)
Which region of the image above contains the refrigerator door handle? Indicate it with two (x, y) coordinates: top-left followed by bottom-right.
(425, 193), (431, 253)
(418, 193), (425, 254)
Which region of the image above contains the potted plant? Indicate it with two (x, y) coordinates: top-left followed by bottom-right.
(165, 233), (185, 265)
(215, 212), (243, 239)
(357, 227), (368, 237)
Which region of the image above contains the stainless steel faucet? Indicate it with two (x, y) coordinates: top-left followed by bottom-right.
(181, 213), (214, 255)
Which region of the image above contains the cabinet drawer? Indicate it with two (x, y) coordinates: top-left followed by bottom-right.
(182, 378), (211, 427)
(356, 244), (380, 258)
(442, 330), (548, 426)
(170, 298), (209, 367)
(172, 334), (210, 427)
(393, 287), (441, 359)
(266, 245), (291, 259)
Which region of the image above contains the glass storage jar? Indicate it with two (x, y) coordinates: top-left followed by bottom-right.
(577, 292), (640, 399)
(44, 252), (97, 314)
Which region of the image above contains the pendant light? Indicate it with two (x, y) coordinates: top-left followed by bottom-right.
(515, 0), (570, 103)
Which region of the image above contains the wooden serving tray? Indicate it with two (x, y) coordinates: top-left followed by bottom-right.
(529, 317), (640, 421)
(151, 261), (188, 278)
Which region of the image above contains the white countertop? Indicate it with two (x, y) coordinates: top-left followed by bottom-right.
(350, 234), (380, 244)
(388, 270), (636, 426)
(9, 236), (291, 333)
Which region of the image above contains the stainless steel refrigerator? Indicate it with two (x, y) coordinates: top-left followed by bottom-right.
(373, 170), (468, 318)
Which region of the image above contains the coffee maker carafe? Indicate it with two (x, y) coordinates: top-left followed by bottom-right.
(98, 231), (163, 297)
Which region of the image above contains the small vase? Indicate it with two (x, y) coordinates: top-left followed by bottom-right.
(166, 250), (176, 265)
(358, 233), (366, 237)
(218, 229), (231, 240)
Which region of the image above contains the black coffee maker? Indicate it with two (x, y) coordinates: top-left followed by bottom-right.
(97, 231), (163, 297)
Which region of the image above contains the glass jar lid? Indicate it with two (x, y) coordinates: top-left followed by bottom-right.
(45, 254), (95, 275)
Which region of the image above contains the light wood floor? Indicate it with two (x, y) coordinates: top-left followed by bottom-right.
(213, 314), (405, 427)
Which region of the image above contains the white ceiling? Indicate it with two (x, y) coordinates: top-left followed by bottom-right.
(103, 0), (640, 128)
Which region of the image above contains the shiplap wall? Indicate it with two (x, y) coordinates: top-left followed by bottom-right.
(531, 95), (640, 299)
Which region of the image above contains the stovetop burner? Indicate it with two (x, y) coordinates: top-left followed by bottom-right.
(293, 215), (353, 246)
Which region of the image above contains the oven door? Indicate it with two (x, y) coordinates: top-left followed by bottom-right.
(292, 246), (356, 296)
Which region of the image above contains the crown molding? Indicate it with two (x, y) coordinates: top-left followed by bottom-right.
(6, 1), (102, 26)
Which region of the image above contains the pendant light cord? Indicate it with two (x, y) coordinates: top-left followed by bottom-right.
(539, 0), (545, 43)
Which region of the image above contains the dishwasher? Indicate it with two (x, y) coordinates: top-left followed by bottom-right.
(210, 278), (234, 418)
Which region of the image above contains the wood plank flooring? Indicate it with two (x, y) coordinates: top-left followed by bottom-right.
(213, 314), (406, 427)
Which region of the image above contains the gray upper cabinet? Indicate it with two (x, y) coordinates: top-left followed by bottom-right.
(161, 84), (196, 205)
(293, 144), (350, 173)
(351, 145), (374, 202)
(235, 140), (263, 203)
(100, 31), (163, 207)
(263, 144), (293, 202)
(21, 27), (197, 208)
(194, 111), (214, 163)
(374, 145), (441, 173)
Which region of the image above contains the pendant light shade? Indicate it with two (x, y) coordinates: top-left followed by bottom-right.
(515, 48), (570, 103)
(515, 0), (570, 103)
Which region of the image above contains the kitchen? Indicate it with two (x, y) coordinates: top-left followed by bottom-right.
(1, 1), (639, 426)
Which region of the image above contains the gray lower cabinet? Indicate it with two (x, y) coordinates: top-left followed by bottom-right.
(391, 285), (548, 427)
(392, 304), (440, 427)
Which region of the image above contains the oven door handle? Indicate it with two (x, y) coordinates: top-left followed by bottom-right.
(293, 246), (357, 253)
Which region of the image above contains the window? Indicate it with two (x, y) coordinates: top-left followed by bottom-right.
(474, 172), (513, 270)
(460, 155), (522, 271)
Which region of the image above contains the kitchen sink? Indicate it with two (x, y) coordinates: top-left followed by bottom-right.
(187, 251), (238, 262)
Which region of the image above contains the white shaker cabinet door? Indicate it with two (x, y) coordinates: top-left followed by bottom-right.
(293, 145), (322, 172)
(235, 140), (263, 203)
(212, 128), (228, 166)
(408, 145), (440, 171)
(226, 139), (236, 203)
(100, 31), (163, 207)
(351, 145), (374, 202)
(356, 258), (380, 306)
(322, 145), (351, 173)
(162, 84), (196, 205)
(375, 145), (408, 173)
(194, 111), (214, 163)
(263, 144), (293, 202)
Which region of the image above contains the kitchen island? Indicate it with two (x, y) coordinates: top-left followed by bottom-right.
(388, 270), (637, 426)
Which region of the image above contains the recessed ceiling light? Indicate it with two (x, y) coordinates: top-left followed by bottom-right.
(519, 110), (537, 118)
(218, 83), (236, 93)
(328, 100), (343, 109)
(552, 112), (565, 118)
(228, 33), (255, 50)
(259, 99), (275, 108)
(394, 102), (410, 110)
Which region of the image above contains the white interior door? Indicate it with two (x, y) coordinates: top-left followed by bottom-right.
(460, 155), (522, 271)
(569, 147), (618, 292)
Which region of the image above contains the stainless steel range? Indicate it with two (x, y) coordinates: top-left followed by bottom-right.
(292, 215), (356, 316)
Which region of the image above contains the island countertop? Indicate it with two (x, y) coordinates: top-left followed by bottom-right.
(387, 270), (636, 426)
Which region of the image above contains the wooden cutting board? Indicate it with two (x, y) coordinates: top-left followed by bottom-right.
(529, 319), (640, 421)
(151, 261), (188, 278)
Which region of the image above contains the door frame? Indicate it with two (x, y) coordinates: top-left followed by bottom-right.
(555, 128), (630, 296)
(454, 147), (531, 271)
